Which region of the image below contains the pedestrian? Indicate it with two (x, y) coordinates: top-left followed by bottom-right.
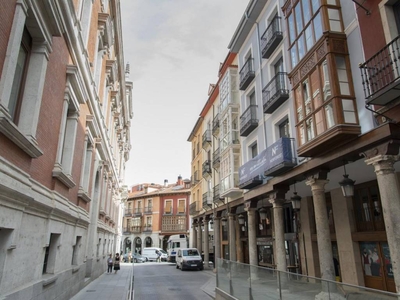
(114, 253), (120, 274)
(156, 250), (161, 263)
(107, 254), (113, 273)
(128, 252), (132, 263)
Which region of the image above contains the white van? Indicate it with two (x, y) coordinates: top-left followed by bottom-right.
(167, 234), (188, 262)
(175, 248), (203, 271)
(142, 247), (168, 262)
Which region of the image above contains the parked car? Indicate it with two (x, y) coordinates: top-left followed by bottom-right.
(122, 253), (131, 263)
(176, 248), (203, 271)
(132, 253), (146, 263)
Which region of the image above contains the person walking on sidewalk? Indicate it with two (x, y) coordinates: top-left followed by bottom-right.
(114, 253), (120, 274)
(107, 254), (113, 273)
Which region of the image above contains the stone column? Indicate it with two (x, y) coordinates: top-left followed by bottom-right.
(214, 217), (221, 272)
(269, 193), (287, 274)
(197, 222), (202, 254)
(364, 149), (400, 293)
(192, 223), (197, 248)
(229, 214), (237, 261)
(305, 174), (336, 284)
(204, 218), (210, 268)
(236, 217), (243, 263)
(246, 208), (258, 267)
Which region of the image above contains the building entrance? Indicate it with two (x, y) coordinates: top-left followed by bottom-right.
(360, 241), (395, 292)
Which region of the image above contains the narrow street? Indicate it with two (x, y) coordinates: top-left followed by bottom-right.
(133, 262), (215, 300)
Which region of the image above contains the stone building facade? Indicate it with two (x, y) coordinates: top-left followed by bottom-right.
(0, 0), (132, 299)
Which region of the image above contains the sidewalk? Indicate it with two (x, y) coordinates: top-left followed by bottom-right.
(70, 263), (216, 300)
(70, 263), (133, 300)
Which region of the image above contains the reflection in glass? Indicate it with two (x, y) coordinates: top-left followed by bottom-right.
(289, 14), (296, 45)
(314, 12), (323, 41)
(295, 3), (304, 34)
(325, 102), (335, 128)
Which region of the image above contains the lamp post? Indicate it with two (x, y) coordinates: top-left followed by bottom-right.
(291, 185), (302, 274)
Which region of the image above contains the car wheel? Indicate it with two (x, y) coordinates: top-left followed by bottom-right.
(176, 264), (179, 269)
(180, 264), (185, 271)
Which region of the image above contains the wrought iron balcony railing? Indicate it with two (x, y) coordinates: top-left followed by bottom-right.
(143, 226), (152, 232)
(202, 191), (213, 210)
(213, 184), (224, 205)
(261, 15), (283, 59)
(239, 58), (255, 90)
(213, 148), (220, 169)
(359, 34), (400, 105)
(262, 72), (289, 114)
(144, 206), (153, 214)
(202, 160), (212, 179)
(240, 104), (258, 137)
(133, 208), (142, 216)
(189, 202), (199, 216)
(212, 113), (220, 137)
(191, 170), (200, 185)
(202, 129), (212, 149)
(124, 208), (133, 216)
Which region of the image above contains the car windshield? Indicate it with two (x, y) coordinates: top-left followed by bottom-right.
(183, 249), (199, 256)
(160, 250), (167, 254)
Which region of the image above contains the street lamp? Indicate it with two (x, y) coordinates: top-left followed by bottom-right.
(221, 216), (227, 227)
(339, 163), (355, 197)
(238, 214), (245, 225)
(291, 183), (302, 211)
(259, 207), (267, 221)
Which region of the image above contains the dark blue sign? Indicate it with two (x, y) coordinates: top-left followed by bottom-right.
(239, 138), (294, 186)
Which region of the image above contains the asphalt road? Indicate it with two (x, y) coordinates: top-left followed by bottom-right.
(133, 262), (214, 300)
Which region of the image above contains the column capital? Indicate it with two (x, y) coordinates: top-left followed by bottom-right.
(361, 140), (400, 159)
(365, 155), (399, 175)
(305, 178), (329, 191)
(268, 189), (287, 206)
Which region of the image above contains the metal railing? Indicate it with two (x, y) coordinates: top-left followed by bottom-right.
(216, 259), (398, 300)
(359, 34), (400, 100)
(239, 58), (255, 90)
(260, 15), (283, 58)
(240, 104), (258, 136)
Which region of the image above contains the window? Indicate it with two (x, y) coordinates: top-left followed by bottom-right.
(146, 217), (152, 227)
(251, 143), (258, 159)
(9, 29), (31, 123)
(71, 236), (82, 265)
(178, 199), (185, 214)
(286, 0), (341, 68)
(279, 119), (290, 138)
(0, 4), (56, 158)
(43, 234), (60, 274)
(165, 200), (172, 214)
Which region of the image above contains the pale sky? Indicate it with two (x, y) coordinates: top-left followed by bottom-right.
(120, 0), (249, 187)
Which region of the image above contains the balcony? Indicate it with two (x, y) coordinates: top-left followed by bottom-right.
(133, 208), (142, 217)
(202, 160), (212, 179)
(132, 226), (141, 233)
(359, 35), (400, 106)
(202, 129), (212, 150)
(202, 191), (213, 211)
(261, 15), (283, 59)
(240, 105), (258, 137)
(162, 216), (187, 232)
(220, 131), (240, 153)
(191, 170), (200, 185)
(220, 173), (242, 198)
(123, 227), (132, 235)
(213, 148), (220, 170)
(262, 72), (289, 114)
(212, 113), (220, 137)
(213, 184), (225, 205)
(144, 206), (153, 214)
(143, 226), (152, 232)
(239, 58), (255, 91)
(124, 208), (132, 217)
(190, 202), (199, 216)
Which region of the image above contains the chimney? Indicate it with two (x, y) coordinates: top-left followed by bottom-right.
(177, 175), (183, 185)
(164, 179), (168, 187)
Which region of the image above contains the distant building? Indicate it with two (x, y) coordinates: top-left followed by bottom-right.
(122, 176), (191, 254)
(0, 1), (132, 299)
